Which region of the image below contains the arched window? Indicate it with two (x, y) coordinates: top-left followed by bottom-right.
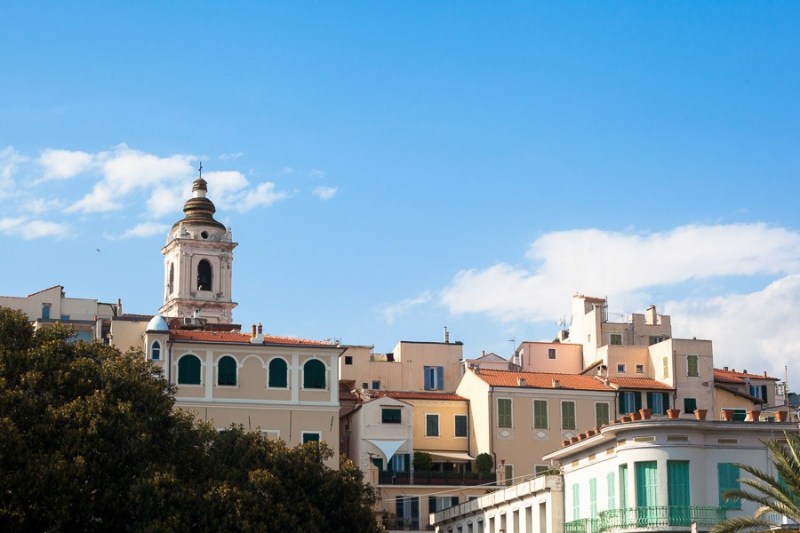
(303, 359), (326, 389)
(197, 259), (212, 291)
(178, 355), (201, 385)
(151, 340), (161, 360)
(218, 356), (237, 386)
(268, 358), (288, 388)
(168, 263), (174, 294)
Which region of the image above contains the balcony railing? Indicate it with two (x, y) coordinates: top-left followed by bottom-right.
(378, 470), (496, 486)
(565, 506), (727, 532)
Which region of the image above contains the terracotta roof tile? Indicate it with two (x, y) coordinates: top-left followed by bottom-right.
(714, 368), (778, 383)
(608, 377), (674, 390)
(170, 329), (335, 346)
(475, 369), (613, 391)
(373, 390), (466, 401)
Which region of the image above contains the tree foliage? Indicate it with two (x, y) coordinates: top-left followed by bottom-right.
(711, 430), (800, 533)
(475, 452), (493, 474)
(413, 451), (433, 472)
(0, 307), (380, 532)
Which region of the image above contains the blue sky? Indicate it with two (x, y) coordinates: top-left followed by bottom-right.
(2, 3), (799, 385)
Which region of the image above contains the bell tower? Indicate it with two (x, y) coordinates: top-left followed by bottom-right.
(159, 167), (237, 323)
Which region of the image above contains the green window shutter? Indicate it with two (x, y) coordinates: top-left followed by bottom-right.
(302, 432), (320, 443)
(303, 359), (326, 389)
(596, 403), (610, 426)
(667, 461), (690, 506)
(268, 358), (288, 387)
(426, 414), (439, 436)
(572, 484), (580, 520)
(634, 392), (642, 411)
(718, 463), (741, 509)
(562, 401), (576, 430)
(455, 415), (468, 437)
(683, 398), (697, 414)
(534, 400), (548, 428)
(217, 356), (237, 386)
(607, 472), (616, 510)
(635, 461), (658, 507)
(429, 496), (437, 513)
(619, 464), (628, 509)
(498, 399), (512, 428)
(687, 355), (699, 377)
(589, 478), (598, 517)
(382, 408), (402, 423)
(178, 355), (201, 385)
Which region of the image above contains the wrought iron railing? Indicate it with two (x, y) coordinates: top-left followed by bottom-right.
(565, 506), (727, 532)
(377, 470), (496, 486)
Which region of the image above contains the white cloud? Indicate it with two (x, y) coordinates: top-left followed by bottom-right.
(218, 152), (244, 161)
(104, 222), (169, 240)
(39, 149), (93, 180)
(0, 217), (71, 240)
(309, 169), (326, 179)
(235, 182), (290, 212)
(441, 224), (800, 322)
(23, 198), (64, 214)
(312, 186), (337, 201)
(0, 146), (26, 197)
(147, 185), (186, 218)
(379, 291), (433, 325)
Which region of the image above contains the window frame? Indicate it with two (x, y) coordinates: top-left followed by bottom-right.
(548, 348), (556, 360)
(561, 400), (576, 430)
(150, 340), (161, 360)
(382, 408), (402, 424)
(595, 402), (610, 426)
(217, 355), (238, 386)
(197, 259), (213, 291)
(454, 414), (468, 438)
(533, 399), (549, 429)
(424, 365), (444, 391)
(497, 398), (513, 428)
(425, 413), (440, 437)
(617, 363), (626, 373)
(610, 333), (622, 346)
(718, 463), (741, 509)
(683, 397), (698, 414)
(177, 354), (202, 385)
(302, 431), (321, 444)
(302, 359), (327, 390)
(268, 357), (288, 388)
(687, 355), (699, 377)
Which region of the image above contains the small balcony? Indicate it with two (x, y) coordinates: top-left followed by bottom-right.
(565, 506), (727, 532)
(378, 470), (496, 486)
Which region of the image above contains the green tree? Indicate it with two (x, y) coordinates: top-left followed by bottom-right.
(475, 452), (493, 474)
(413, 451), (433, 472)
(0, 307), (380, 532)
(712, 430), (800, 533)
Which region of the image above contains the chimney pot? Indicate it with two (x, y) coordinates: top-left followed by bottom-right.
(251, 324), (257, 337)
(258, 323), (263, 335)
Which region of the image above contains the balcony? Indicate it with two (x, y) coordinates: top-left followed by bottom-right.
(565, 506), (727, 532)
(378, 470), (496, 486)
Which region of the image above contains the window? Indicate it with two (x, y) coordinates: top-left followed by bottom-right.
(596, 402), (610, 426)
(344, 355), (353, 365)
(455, 414), (468, 437)
(635, 364), (644, 373)
(749, 384), (768, 402)
(168, 263), (174, 294)
(589, 478), (597, 520)
(178, 355), (201, 385)
(498, 398), (513, 428)
(647, 392), (669, 415)
(718, 463), (741, 509)
(426, 414), (439, 437)
(197, 259), (212, 291)
(663, 356), (669, 378)
(668, 461), (690, 512)
(617, 363), (626, 373)
(424, 366), (444, 390)
(635, 461), (658, 509)
(687, 355), (699, 377)
(396, 496), (420, 530)
(572, 484), (580, 520)
(561, 401), (576, 430)
(303, 359), (326, 389)
(534, 400), (549, 429)
(535, 465), (550, 476)
(620, 391), (642, 414)
(505, 464), (514, 486)
(382, 408), (402, 424)
(429, 496), (459, 513)
(683, 397), (697, 415)
(217, 355), (237, 386)
(607, 472), (616, 510)
(649, 335), (668, 345)
(548, 348), (556, 359)
(610, 333), (622, 345)
(619, 464), (628, 509)
(372, 380), (381, 390)
(41, 303), (51, 319)
(268, 358), (288, 388)
(150, 340), (161, 360)
(302, 432), (321, 444)
(389, 453), (409, 472)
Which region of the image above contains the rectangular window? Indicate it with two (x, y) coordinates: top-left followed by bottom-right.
(718, 463), (741, 509)
(426, 414), (439, 437)
(647, 392), (669, 415)
(455, 414), (468, 437)
(498, 398), (513, 428)
(687, 355), (699, 377)
(561, 401), (576, 430)
(635, 461), (658, 509)
(389, 453), (409, 472)
(668, 461), (690, 509)
(636, 364), (644, 373)
(505, 464), (514, 486)
(382, 408), (401, 424)
(41, 303), (51, 320)
(344, 355), (353, 365)
(302, 432), (321, 444)
(548, 348), (556, 359)
(572, 484), (580, 520)
(429, 496), (459, 513)
(749, 384), (769, 401)
(617, 363), (626, 373)
(607, 472), (616, 510)
(649, 335), (668, 345)
(396, 496), (420, 530)
(371, 380), (381, 389)
(534, 400), (549, 429)
(424, 366), (444, 390)
(683, 397), (697, 415)
(620, 391), (642, 414)
(595, 402), (610, 427)
(535, 465), (550, 476)
(619, 464), (628, 509)
(610, 333), (622, 345)
(589, 478), (598, 519)
(663, 356), (669, 378)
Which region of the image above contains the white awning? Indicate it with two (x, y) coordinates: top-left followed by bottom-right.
(425, 451), (475, 462)
(367, 439), (407, 461)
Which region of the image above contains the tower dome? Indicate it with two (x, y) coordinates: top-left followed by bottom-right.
(171, 176), (226, 232)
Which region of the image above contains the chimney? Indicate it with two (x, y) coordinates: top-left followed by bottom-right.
(251, 324), (257, 337)
(258, 323), (263, 335)
(473, 365), (480, 374)
(250, 323), (264, 344)
(723, 366), (728, 371)
(552, 379), (561, 389)
(444, 326), (450, 343)
(518, 377), (527, 387)
(645, 305), (657, 325)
